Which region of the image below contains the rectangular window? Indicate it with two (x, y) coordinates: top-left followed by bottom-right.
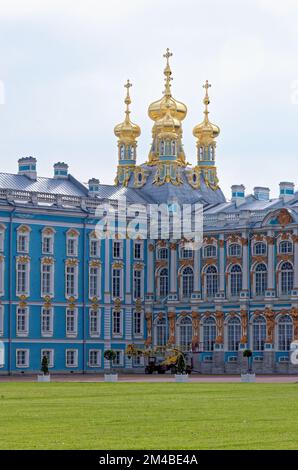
(66, 349), (78, 367)
(16, 307), (29, 336)
(41, 307), (53, 337)
(16, 262), (29, 295)
(41, 264), (53, 296)
(16, 349), (29, 368)
(41, 349), (54, 368)
(89, 266), (100, 298)
(17, 233), (29, 253)
(113, 241), (122, 259)
(112, 268), (121, 298)
(90, 239), (99, 257)
(112, 310), (122, 336)
(113, 350), (123, 366)
(65, 265), (78, 297)
(133, 270), (142, 300)
(134, 310), (143, 336)
(89, 309), (100, 337)
(89, 350), (101, 367)
(67, 237), (78, 256)
(134, 242), (142, 260)
(0, 305), (4, 335)
(42, 236), (53, 255)
(66, 308), (78, 337)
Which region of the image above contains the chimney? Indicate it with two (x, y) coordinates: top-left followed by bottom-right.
(279, 182), (294, 201)
(88, 178), (100, 197)
(18, 156), (37, 180)
(254, 186), (270, 201)
(231, 184), (245, 206)
(53, 162), (68, 179)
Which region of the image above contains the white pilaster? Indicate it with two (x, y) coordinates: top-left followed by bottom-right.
(294, 229), (298, 289)
(147, 241), (154, 295)
(104, 238), (110, 303)
(267, 230), (275, 290)
(170, 243), (177, 294)
(219, 235), (225, 293)
(242, 232), (249, 291)
(125, 239), (131, 304)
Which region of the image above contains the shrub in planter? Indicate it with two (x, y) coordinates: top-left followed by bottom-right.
(37, 355), (50, 382)
(104, 349), (117, 374)
(243, 349), (253, 373)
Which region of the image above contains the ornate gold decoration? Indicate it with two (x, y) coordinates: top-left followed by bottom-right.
(170, 243), (177, 250)
(17, 225), (30, 233)
(114, 298), (121, 312)
(67, 229), (79, 237)
(168, 312), (176, 344)
(291, 307), (298, 340)
(179, 259), (194, 268)
(266, 236), (275, 245)
(264, 307), (275, 344)
(191, 311), (200, 348)
(215, 311), (224, 344)
(145, 312), (152, 346)
(89, 260), (101, 268)
(226, 257), (242, 266)
(277, 254), (293, 263)
(186, 166), (201, 189)
(16, 255), (30, 264)
(241, 237), (248, 246)
(135, 298), (142, 312)
(278, 209), (293, 227)
(112, 261), (123, 269)
(43, 227), (55, 235)
(148, 243), (155, 252)
(134, 263), (144, 270)
(41, 257), (54, 265)
(240, 310), (248, 344)
(65, 258), (78, 266)
(252, 255), (267, 264)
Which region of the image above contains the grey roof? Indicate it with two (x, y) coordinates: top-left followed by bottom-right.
(0, 173), (87, 197)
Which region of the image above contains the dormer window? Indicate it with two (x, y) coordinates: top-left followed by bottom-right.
(229, 243), (241, 257)
(157, 247), (168, 260)
(203, 245), (217, 258)
(254, 242), (267, 256)
(279, 240), (293, 255)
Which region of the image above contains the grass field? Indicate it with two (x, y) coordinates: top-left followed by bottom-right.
(0, 382), (298, 450)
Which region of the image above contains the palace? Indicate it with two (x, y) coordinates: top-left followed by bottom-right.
(0, 49), (298, 374)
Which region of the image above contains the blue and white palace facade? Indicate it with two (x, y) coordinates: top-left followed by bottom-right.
(0, 50), (298, 374)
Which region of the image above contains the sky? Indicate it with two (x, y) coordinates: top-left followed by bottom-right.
(0, 0), (297, 199)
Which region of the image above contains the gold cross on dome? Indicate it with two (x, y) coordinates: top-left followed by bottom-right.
(124, 79), (132, 91)
(203, 80), (211, 92)
(163, 48), (173, 64)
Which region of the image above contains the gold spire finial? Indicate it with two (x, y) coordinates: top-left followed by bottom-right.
(203, 80), (211, 122)
(163, 48), (173, 97)
(124, 79), (132, 121)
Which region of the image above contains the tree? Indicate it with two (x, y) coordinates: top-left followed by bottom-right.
(41, 355), (49, 376)
(243, 349), (253, 373)
(176, 351), (187, 375)
(104, 349), (117, 373)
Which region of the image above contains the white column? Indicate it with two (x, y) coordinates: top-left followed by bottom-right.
(147, 241), (154, 295)
(241, 233), (249, 292)
(104, 239), (110, 303)
(267, 231), (275, 291)
(104, 307), (111, 369)
(219, 235), (225, 293)
(170, 243), (177, 295)
(294, 230), (298, 289)
(194, 247), (201, 294)
(125, 239), (131, 304)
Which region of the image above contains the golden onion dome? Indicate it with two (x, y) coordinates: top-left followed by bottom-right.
(148, 48), (187, 122)
(154, 103), (182, 139)
(193, 80), (220, 141)
(114, 80), (141, 142)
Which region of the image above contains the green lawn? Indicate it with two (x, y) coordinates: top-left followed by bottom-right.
(0, 382), (298, 450)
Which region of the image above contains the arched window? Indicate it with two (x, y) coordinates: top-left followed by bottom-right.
(171, 140), (177, 156)
(179, 317), (192, 351)
(204, 245), (217, 258)
(279, 241), (293, 254)
(181, 267), (194, 298)
(129, 145), (135, 159)
(156, 318), (167, 346)
(278, 315), (293, 351)
(210, 145), (215, 161)
(254, 242), (267, 255)
(229, 243), (241, 257)
(230, 265), (242, 296)
(157, 248), (168, 260)
(203, 317), (216, 351)
(119, 144), (125, 160)
(227, 317), (241, 351)
(159, 140), (165, 156)
(280, 262), (294, 295)
(206, 265), (218, 298)
(198, 146), (204, 161)
(253, 316), (266, 351)
(159, 268), (168, 298)
(255, 263), (267, 296)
